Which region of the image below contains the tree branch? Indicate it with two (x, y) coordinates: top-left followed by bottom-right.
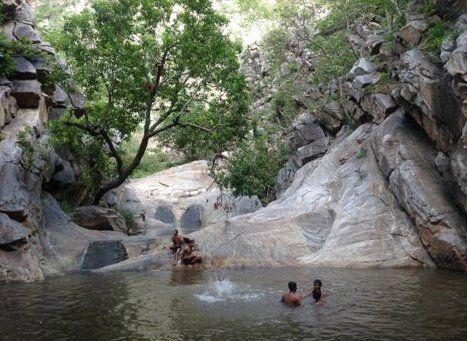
(63, 121), (100, 136)
(101, 131), (124, 176)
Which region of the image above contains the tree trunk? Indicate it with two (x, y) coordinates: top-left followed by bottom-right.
(91, 137), (150, 205)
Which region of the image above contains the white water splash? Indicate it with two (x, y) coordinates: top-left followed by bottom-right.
(194, 279), (262, 303)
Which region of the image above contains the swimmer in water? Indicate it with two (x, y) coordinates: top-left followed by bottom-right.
(311, 279), (326, 305)
(281, 281), (308, 307)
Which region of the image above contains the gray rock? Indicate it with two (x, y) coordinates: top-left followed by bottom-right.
(11, 80), (41, 108)
(440, 36), (456, 63)
(294, 137), (329, 167)
(275, 159), (301, 197)
(52, 85), (70, 108)
(0, 213), (28, 250)
(69, 92), (86, 116)
(71, 206), (128, 233)
(0, 86), (17, 128)
(435, 152), (451, 176)
(348, 58), (377, 80)
(115, 161), (261, 235)
(454, 14), (467, 32)
(153, 205), (175, 225)
(360, 94), (398, 123)
(180, 204), (204, 234)
(315, 101), (344, 133)
(0, 141), (41, 224)
(54, 156), (75, 183)
(81, 241), (129, 270)
(398, 48), (463, 149)
(366, 34), (386, 55)
(29, 58), (49, 83)
(186, 124), (434, 269)
(13, 22), (41, 43)
(445, 32), (467, 82)
(353, 73), (381, 89)
(399, 19), (428, 46)
(12, 57), (37, 80)
(34, 43), (56, 55)
(291, 113), (326, 148)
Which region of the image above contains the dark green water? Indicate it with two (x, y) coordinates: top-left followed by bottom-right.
(0, 268), (466, 340)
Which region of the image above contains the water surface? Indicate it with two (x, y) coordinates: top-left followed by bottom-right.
(1, 268), (466, 340)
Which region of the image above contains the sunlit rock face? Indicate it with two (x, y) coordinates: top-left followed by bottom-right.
(113, 161), (262, 237)
(192, 124), (435, 269)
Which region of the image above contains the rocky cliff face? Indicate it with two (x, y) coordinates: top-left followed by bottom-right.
(0, 0), (158, 283)
(192, 0), (467, 271)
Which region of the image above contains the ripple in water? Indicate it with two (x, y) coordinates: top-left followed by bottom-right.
(1, 268), (466, 340)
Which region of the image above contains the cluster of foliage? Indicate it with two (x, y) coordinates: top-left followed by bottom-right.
(119, 131), (183, 179)
(0, 32), (41, 79)
(314, 0), (408, 34)
(33, 0), (82, 30)
(423, 21), (448, 50)
(307, 31), (356, 83)
(49, 0), (250, 204)
(213, 134), (289, 205)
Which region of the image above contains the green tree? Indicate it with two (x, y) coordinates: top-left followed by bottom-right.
(52, 0), (249, 204)
(213, 134), (289, 205)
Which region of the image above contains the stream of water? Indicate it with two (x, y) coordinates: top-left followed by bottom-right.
(1, 267), (466, 340)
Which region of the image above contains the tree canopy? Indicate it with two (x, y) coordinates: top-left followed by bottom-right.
(51, 0), (249, 204)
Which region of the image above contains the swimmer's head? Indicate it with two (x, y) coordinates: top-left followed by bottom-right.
(288, 281), (297, 293)
(172, 229), (179, 236)
(313, 279), (322, 288)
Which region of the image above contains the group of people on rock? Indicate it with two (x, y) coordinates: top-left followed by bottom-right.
(169, 229), (202, 266)
(281, 279), (326, 306)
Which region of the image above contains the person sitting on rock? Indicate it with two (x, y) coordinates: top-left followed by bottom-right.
(169, 229), (183, 265)
(180, 241), (202, 266)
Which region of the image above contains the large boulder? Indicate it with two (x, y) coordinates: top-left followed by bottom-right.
(71, 206), (128, 234)
(81, 241), (129, 270)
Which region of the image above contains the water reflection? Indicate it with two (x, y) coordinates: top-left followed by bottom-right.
(0, 268), (466, 340)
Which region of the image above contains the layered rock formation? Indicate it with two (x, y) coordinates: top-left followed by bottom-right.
(0, 0), (158, 283)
